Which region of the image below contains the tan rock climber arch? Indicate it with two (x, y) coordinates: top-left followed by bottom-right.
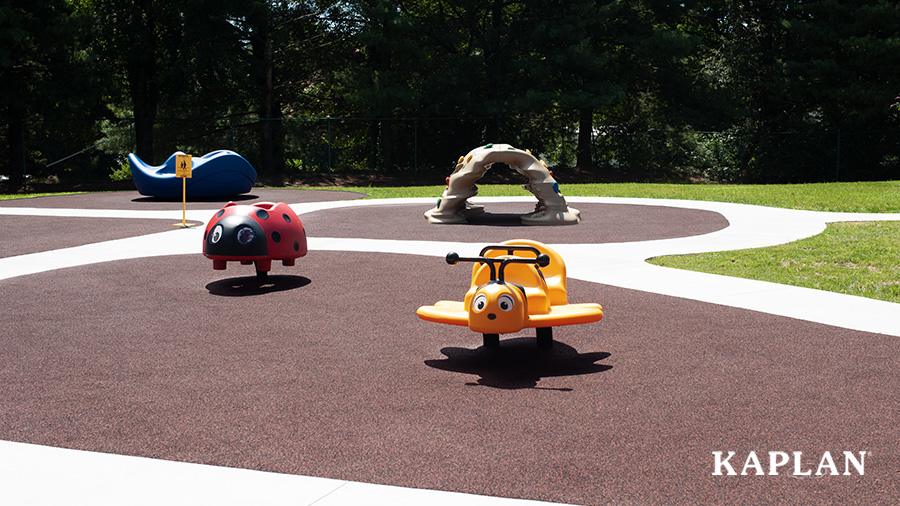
(424, 143), (581, 225)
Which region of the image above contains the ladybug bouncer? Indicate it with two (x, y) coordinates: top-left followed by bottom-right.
(203, 201), (307, 280)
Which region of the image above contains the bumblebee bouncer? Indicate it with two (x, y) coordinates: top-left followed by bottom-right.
(417, 240), (603, 349)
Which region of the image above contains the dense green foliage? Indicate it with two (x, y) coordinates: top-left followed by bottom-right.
(2, 1), (900, 186)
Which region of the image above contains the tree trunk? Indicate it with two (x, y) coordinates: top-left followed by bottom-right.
(131, 0), (157, 163)
(484, 118), (500, 145)
(256, 32), (281, 183)
(380, 119), (394, 171)
(7, 117), (25, 187)
(132, 82), (156, 163)
(367, 49), (393, 171)
(577, 107), (594, 170)
(483, 0), (503, 143)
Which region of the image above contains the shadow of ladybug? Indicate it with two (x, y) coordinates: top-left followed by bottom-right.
(203, 201), (307, 280)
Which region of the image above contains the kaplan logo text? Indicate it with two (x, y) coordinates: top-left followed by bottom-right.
(712, 451), (867, 476)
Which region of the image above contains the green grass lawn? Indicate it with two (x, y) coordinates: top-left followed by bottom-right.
(4, 180), (900, 303)
(648, 221), (900, 303)
(337, 180), (900, 213)
(0, 192), (82, 200)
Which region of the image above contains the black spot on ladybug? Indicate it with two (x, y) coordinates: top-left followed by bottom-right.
(257, 209), (269, 220)
(293, 241), (300, 251)
(282, 213), (291, 223)
(272, 231), (281, 243)
(216, 209), (225, 218)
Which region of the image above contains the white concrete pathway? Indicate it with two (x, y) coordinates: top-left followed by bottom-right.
(1, 195), (898, 505)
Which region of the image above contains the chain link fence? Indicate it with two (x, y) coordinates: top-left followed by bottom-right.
(3, 117), (900, 186)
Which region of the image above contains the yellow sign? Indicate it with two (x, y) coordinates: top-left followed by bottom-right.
(175, 154), (192, 178)
(172, 153), (197, 227)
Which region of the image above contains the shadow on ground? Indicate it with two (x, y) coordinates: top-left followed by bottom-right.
(464, 212), (529, 227)
(132, 194), (259, 204)
(425, 337), (611, 390)
(205, 275), (311, 296)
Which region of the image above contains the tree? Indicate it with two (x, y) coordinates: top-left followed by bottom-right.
(221, 1), (346, 180)
(786, 0), (900, 129)
(700, 0), (900, 181)
(515, 1), (710, 173)
(0, 0), (109, 187)
(92, 0), (167, 163)
(328, 0), (424, 170)
(517, 0), (630, 170)
(91, 0), (251, 163)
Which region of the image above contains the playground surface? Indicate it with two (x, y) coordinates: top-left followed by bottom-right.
(1, 189), (899, 505)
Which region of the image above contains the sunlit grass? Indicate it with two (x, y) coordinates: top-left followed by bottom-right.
(649, 221), (900, 303)
(564, 181), (900, 213)
(306, 180), (900, 213)
(0, 192), (84, 200)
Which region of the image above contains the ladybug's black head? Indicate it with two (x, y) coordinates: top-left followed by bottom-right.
(204, 214), (268, 257)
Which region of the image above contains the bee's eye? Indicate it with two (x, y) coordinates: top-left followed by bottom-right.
(472, 294), (487, 313)
(498, 294), (515, 312)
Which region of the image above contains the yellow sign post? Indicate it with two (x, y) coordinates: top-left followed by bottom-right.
(174, 154), (193, 227)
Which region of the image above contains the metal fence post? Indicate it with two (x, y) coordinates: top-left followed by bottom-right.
(835, 129), (841, 182)
(327, 117), (332, 171)
(414, 118), (418, 175)
(21, 126), (27, 181)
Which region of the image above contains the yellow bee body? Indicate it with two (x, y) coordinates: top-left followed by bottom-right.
(417, 240), (603, 348)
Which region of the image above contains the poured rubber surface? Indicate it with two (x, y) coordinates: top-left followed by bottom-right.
(0, 188), (366, 210)
(0, 216), (178, 258)
(0, 192), (896, 506)
(300, 202), (729, 243)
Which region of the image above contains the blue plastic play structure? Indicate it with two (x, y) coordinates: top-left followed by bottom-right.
(129, 150), (257, 197)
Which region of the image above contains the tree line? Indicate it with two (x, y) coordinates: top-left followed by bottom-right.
(2, 0), (900, 187)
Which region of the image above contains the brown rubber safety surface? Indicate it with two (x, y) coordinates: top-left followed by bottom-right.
(0, 216), (182, 259)
(0, 188), (364, 259)
(300, 202), (729, 243)
(1, 197), (898, 506)
(0, 188), (367, 210)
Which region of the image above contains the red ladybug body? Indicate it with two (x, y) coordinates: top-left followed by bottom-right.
(203, 201), (307, 278)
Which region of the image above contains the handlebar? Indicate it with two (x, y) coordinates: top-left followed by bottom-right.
(445, 250), (550, 283)
(478, 244), (542, 258)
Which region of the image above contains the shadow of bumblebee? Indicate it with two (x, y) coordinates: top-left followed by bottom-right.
(425, 337), (611, 390)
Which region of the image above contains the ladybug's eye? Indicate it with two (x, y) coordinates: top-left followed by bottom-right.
(236, 226), (256, 245)
(472, 294), (487, 313)
(498, 294), (515, 312)
(210, 225), (223, 244)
